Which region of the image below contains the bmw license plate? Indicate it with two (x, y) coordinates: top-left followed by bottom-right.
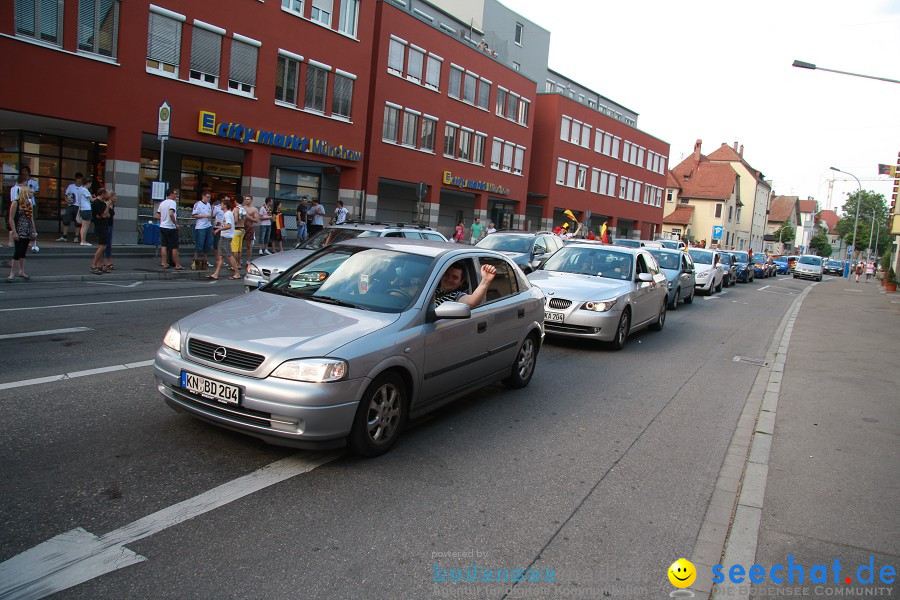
(182, 371), (240, 405)
(545, 311), (565, 322)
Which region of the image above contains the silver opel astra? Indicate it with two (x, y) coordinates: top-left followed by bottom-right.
(155, 238), (544, 456)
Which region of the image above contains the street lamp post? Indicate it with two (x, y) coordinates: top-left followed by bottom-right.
(830, 167), (861, 277)
(866, 207), (877, 264)
(792, 60), (900, 85)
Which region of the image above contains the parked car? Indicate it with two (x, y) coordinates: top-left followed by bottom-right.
(823, 259), (844, 275)
(527, 243), (669, 350)
(726, 252), (754, 283)
(718, 251), (738, 287)
(658, 240), (687, 250)
(476, 231), (563, 273)
(688, 248), (725, 294)
(648, 248), (696, 309)
(156, 238), (544, 456)
(793, 254), (824, 281)
(614, 239), (664, 249)
(244, 222), (447, 292)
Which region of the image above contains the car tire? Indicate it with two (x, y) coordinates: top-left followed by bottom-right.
(715, 279), (722, 293)
(684, 287), (694, 304)
(817, 276), (822, 282)
(669, 288), (679, 311)
(609, 309), (630, 351)
(650, 299), (666, 331)
(502, 334), (539, 389)
(793, 274), (798, 279)
(347, 372), (406, 457)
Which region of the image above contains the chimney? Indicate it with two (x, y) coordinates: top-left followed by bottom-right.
(733, 141), (738, 152)
(739, 144), (744, 157)
(692, 139), (702, 173)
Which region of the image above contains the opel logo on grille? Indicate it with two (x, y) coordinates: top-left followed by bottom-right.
(213, 347), (228, 362)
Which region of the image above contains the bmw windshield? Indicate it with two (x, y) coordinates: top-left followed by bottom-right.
(541, 247), (633, 280)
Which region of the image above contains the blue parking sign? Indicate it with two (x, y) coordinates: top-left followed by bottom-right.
(712, 225), (724, 239)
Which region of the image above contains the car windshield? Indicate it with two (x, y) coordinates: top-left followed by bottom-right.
(731, 254), (746, 264)
(542, 247), (633, 280)
(752, 253), (767, 263)
(827, 261), (841, 267)
(648, 250), (680, 270)
(659, 240), (681, 249)
(265, 246), (433, 313)
(614, 239), (641, 248)
(476, 235), (533, 253)
(773, 258), (787, 263)
(799, 256), (822, 265)
(688, 250), (714, 265)
(300, 228), (367, 250)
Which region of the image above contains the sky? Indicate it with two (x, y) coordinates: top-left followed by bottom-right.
(503, 0), (900, 216)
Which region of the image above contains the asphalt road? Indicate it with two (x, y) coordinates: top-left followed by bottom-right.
(0, 274), (819, 599)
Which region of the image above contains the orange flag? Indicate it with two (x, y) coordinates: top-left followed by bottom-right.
(563, 209), (576, 221)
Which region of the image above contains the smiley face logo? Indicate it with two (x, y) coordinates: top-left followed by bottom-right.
(668, 558), (696, 588)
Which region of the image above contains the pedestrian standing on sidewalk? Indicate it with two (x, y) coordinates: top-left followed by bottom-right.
(208, 197), (241, 280)
(101, 191), (117, 271)
(297, 197), (309, 242)
(308, 198), (325, 236)
(258, 198), (273, 255)
(855, 261), (863, 283)
(865, 261), (874, 282)
(241, 195), (259, 267)
(269, 200), (284, 253)
(90, 188), (111, 274)
(7, 187), (35, 282)
(157, 187), (183, 270)
(59, 172), (83, 242)
(191, 191), (213, 269)
(330, 200), (349, 225)
(470, 218), (484, 244)
(211, 196), (225, 261)
(76, 175), (94, 247)
(453, 221), (465, 243)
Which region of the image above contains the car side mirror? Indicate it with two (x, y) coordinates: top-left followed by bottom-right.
(637, 273), (654, 282)
(532, 247), (545, 257)
(428, 301), (471, 323)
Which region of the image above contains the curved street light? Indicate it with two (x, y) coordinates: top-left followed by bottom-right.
(830, 167), (861, 277)
(792, 60), (900, 85)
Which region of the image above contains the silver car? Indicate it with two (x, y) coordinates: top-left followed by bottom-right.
(647, 248), (696, 309)
(527, 243), (669, 350)
(244, 223), (447, 292)
(155, 238), (544, 456)
(793, 254), (823, 281)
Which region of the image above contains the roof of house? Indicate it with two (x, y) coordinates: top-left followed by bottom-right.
(666, 170), (682, 190)
(707, 144), (769, 187)
(678, 163), (737, 200)
(817, 209), (839, 231)
(663, 205), (695, 225)
(769, 196), (799, 223)
(798, 199), (817, 214)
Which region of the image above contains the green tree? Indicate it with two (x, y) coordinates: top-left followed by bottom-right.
(809, 229), (832, 257)
(772, 220), (795, 244)
(834, 190), (891, 257)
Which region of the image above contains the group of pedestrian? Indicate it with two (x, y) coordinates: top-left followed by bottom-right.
(451, 218), (496, 244)
(58, 171), (95, 247)
(854, 260), (875, 283)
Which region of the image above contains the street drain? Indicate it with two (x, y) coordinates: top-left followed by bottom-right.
(733, 356), (769, 367)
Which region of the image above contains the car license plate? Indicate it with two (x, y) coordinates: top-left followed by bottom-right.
(182, 371), (240, 405)
(545, 311), (565, 322)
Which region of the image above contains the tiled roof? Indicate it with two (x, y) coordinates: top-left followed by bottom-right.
(817, 209), (839, 231)
(663, 205), (694, 225)
(707, 143), (769, 187)
(679, 163), (737, 200)
(769, 196), (798, 223)
(798, 199), (817, 214)
(666, 170), (682, 189)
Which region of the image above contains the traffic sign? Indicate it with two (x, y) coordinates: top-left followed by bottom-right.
(157, 101), (171, 140)
(712, 225), (724, 239)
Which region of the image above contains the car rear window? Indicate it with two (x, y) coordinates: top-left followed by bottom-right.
(799, 256), (822, 265)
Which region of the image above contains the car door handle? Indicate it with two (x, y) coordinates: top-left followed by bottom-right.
(477, 321), (487, 333)
(517, 308), (525, 318)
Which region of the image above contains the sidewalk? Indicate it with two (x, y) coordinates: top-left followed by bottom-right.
(708, 278), (900, 598)
(0, 239), (270, 282)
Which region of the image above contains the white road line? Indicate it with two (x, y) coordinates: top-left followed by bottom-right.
(0, 360), (155, 391)
(758, 285), (770, 291)
(0, 327), (92, 340)
(0, 452), (342, 599)
(84, 281), (142, 288)
(0, 294), (217, 313)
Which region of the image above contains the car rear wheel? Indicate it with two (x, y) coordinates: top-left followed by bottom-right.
(348, 372), (406, 457)
(502, 334), (538, 389)
(609, 310), (630, 351)
(669, 288), (679, 310)
(684, 286), (694, 304)
(715, 279), (723, 293)
(650, 299), (666, 331)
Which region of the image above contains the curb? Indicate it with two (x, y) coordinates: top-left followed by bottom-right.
(3, 271), (220, 283)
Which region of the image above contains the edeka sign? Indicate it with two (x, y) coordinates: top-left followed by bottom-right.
(442, 171), (510, 196)
(198, 111), (362, 162)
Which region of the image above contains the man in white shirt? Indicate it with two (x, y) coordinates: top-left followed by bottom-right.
(191, 191), (213, 268)
(76, 176), (94, 246)
(331, 200), (349, 225)
(308, 198), (326, 236)
(58, 172), (84, 242)
(156, 187), (183, 269)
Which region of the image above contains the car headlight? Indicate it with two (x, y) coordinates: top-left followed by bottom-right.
(698, 269), (709, 278)
(271, 359), (348, 382)
(581, 299), (617, 312)
(163, 326), (181, 352)
(247, 264), (261, 276)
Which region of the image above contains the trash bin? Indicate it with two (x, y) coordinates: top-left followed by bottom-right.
(143, 222), (160, 245)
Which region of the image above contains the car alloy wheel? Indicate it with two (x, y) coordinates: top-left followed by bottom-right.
(650, 300), (666, 331)
(610, 310), (630, 351)
(503, 335), (538, 389)
(669, 288), (679, 311)
(348, 372), (405, 457)
(684, 287), (694, 304)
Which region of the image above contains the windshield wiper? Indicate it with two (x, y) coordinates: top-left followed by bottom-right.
(309, 295), (367, 310)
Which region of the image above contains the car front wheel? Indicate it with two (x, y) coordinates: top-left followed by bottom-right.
(669, 288), (679, 310)
(650, 299), (666, 331)
(609, 310), (630, 351)
(503, 334), (538, 389)
(684, 286), (694, 304)
(348, 372), (406, 457)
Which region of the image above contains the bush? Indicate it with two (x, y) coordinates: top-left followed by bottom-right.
(881, 249), (892, 272)
(886, 268), (896, 285)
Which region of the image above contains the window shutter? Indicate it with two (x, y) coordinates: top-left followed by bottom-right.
(332, 74), (353, 117)
(15, 0), (36, 36)
(148, 12), (181, 65)
(191, 27), (221, 75)
(38, 0), (60, 42)
(78, 0), (95, 50)
(229, 40), (258, 86)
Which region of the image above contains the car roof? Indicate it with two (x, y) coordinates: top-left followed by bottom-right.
(336, 236), (509, 259)
(647, 247), (683, 255)
(329, 221), (438, 232)
(490, 230), (554, 236)
(564, 241), (643, 256)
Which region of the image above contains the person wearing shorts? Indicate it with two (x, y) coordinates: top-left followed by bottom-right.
(208, 197), (241, 280)
(157, 187), (183, 269)
(59, 172), (83, 242)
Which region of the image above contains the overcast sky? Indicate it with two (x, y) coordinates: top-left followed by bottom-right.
(503, 0), (900, 215)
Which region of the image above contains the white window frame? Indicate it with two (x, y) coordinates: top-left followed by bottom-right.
(473, 132), (487, 165)
(492, 138), (503, 169)
(576, 164), (587, 190)
(590, 169), (600, 194)
(406, 44), (424, 82)
(458, 128), (472, 161)
(147, 7), (185, 76)
(228, 33), (260, 96)
(477, 77), (491, 110)
(401, 109), (419, 147)
(496, 87), (508, 117)
(275, 50), (303, 106)
(420, 115), (437, 152)
(281, 0), (304, 17)
(331, 69), (355, 119)
(189, 21), (224, 87)
(518, 98), (529, 125)
(444, 123), (459, 157)
(607, 174), (617, 197)
(311, 0), (333, 27)
(513, 145), (525, 175)
(304, 59), (330, 112)
(17, 0), (64, 46)
(425, 53), (442, 89)
(611, 136), (621, 160)
(337, 0), (359, 37)
(382, 103), (401, 143)
(570, 120), (581, 145)
(448, 64), (463, 99)
(463, 71), (477, 104)
(388, 36), (406, 74)
(566, 162), (578, 188)
(560, 116), (571, 142)
(502, 141), (514, 171)
(514, 21), (523, 45)
(580, 125), (591, 148)
(79, 0), (121, 57)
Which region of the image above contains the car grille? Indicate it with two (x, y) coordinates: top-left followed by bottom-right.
(188, 338), (265, 371)
(262, 269), (272, 277)
(547, 298), (572, 310)
(169, 385), (277, 427)
(545, 322), (601, 334)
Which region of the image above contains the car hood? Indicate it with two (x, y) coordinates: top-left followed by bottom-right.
(495, 251), (530, 264)
(250, 248), (315, 273)
(176, 291), (400, 357)
(660, 268), (680, 282)
(527, 270), (634, 300)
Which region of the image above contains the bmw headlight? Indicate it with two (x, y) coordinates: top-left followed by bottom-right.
(271, 359), (348, 382)
(163, 326), (181, 352)
(581, 299), (617, 312)
(247, 263), (262, 276)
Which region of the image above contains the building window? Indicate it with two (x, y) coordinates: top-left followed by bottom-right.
(304, 63), (328, 112)
(337, 0), (359, 37)
(275, 54), (300, 105)
(382, 104), (400, 143)
(78, 0), (119, 57)
(556, 159), (566, 184)
(492, 139), (503, 169)
(425, 54), (441, 89)
(228, 37), (259, 95)
(189, 24), (222, 85)
(607, 174), (616, 197)
(513, 146), (524, 175)
(332, 72), (353, 118)
(666, 190), (674, 203)
(496, 88), (507, 117)
(594, 129), (603, 153)
(147, 10), (183, 75)
(560, 116), (571, 142)
(388, 37), (405, 74)
(602, 133), (612, 156)
(463, 72), (477, 104)
(420, 117), (436, 152)
(518, 99), (529, 125)
(566, 162), (577, 187)
(619, 178), (627, 199)
(477, 78), (490, 110)
(444, 124), (459, 157)
(590, 169), (600, 193)
(599, 171), (609, 196)
(512, 61), (520, 71)
(311, 0), (332, 26)
(580, 125), (591, 148)
(458, 129), (471, 161)
(715, 203), (723, 218)
(406, 45), (424, 82)
(506, 93), (517, 120)
(448, 65), (463, 99)
(473, 133), (486, 165)
(611, 136), (620, 159)
(15, 0), (63, 45)
(502, 141), (514, 171)
(728, 205), (733, 221)
(576, 165), (587, 190)
(402, 110), (418, 146)
(569, 120), (581, 145)
(281, 0), (303, 15)
(736, 206), (742, 223)
(514, 21), (523, 45)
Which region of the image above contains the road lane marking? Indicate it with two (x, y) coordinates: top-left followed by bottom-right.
(0, 327), (92, 340)
(84, 281), (142, 288)
(758, 285), (769, 291)
(0, 360), (155, 391)
(0, 452), (342, 599)
(0, 294), (217, 313)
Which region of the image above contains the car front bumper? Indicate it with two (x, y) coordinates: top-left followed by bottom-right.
(793, 269), (822, 280)
(542, 306), (623, 341)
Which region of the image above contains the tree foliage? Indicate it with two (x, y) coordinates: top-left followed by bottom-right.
(772, 220), (795, 243)
(809, 229), (832, 257)
(835, 190), (891, 256)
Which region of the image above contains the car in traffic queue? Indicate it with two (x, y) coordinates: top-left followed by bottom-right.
(771, 257), (790, 275)
(718, 251), (738, 287)
(647, 248), (696, 309)
(793, 254), (824, 281)
(526, 242), (669, 350)
(725, 252), (754, 283)
(823, 259), (844, 275)
(475, 230), (563, 273)
(688, 248), (725, 295)
(658, 239), (687, 250)
(613, 239), (664, 249)
(751, 253), (774, 278)
(155, 238), (544, 456)
(243, 222), (447, 292)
